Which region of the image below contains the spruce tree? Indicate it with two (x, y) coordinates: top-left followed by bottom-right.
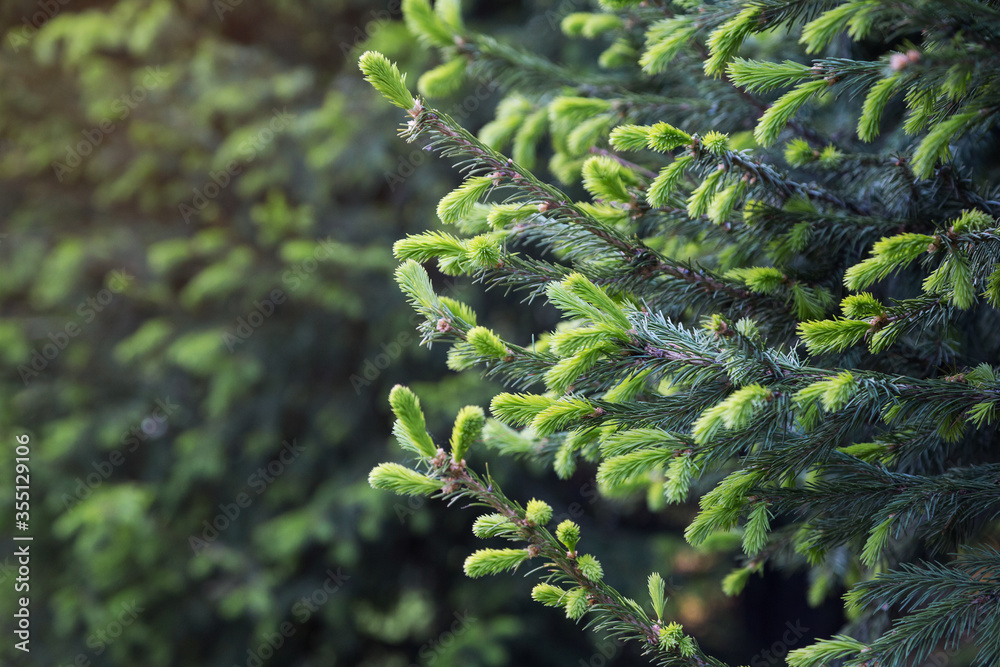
(364, 1), (1000, 664)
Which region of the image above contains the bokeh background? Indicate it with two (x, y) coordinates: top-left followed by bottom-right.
(0, 1), (843, 665)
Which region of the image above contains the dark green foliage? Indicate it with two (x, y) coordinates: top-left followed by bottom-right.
(367, 0), (1000, 665)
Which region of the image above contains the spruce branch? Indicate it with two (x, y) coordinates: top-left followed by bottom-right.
(371, 441), (729, 667)
(368, 2), (1000, 665)
(371, 80), (806, 326)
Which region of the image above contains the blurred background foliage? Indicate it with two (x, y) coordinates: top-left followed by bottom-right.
(0, 1), (837, 665)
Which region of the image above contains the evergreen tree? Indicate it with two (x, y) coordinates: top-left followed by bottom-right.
(366, 0), (1000, 665)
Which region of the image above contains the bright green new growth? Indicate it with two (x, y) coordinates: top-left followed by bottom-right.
(640, 18), (698, 74)
(685, 470), (761, 546)
(433, 0), (464, 30)
(800, 0), (879, 53)
(393, 230), (466, 270)
(369, 463), (444, 496)
(550, 323), (622, 357)
(490, 392), (555, 427)
(840, 292), (883, 319)
(704, 6), (760, 77)
(742, 503), (771, 556)
(794, 371), (860, 415)
(524, 498), (553, 526)
(786, 635), (867, 667)
(647, 155), (693, 207)
(532, 583), (567, 607)
(647, 572), (666, 621)
(727, 58), (813, 93)
(472, 513), (516, 538)
(646, 122), (692, 152)
(388, 384), (437, 458)
(952, 209), (995, 233)
(466, 326), (510, 359)
(858, 75), (900, 141)
(755, 80), (828, 147)
(784, 138), (816, 167)
(707, 181), (746, 224)
(530, 398), (599, 437)
(701, 131), (729, 154)
(818, 145), (843, 167)
(844, 233), (935, 290)
(556, 520), (581, 552)
(860, 515), (894, 567)
(358, 51), (415, 110)
(545, 346), (609, 394)
(581, 155), (636, 203)
(450, 405), (485, 462)
(727, 267), (786, 294)
(563, 587), (589, 620)
(721, 566), (754, 596)
(561, 12), (624, 39)
(923, 252), (975, 308)
(692, 384), (772, 444)
(463, 548), (531, 578)
(686, 168), (725, 218)
(395, 259), (440, 312)
(664, 453), (697, 504)
(598, 447), (673, 490)
(480, 95), (534, 149)
(568, 116), (615, 155)
(576, 554), (603, 581)
(912, 112), (978, 179)
(603, 368), (653, 403)
(463, 235), (503, 271)
(511, 107), (549, 169)
(486, 203), (537, 229)
(658, 622), (696, 656)
(439, 296), (478, 328)
(437, 177), (495, 225)
(609, 124), (651, 152)
(797, 318), (873, 355)
(556, 273), (631, 330)
(401, 0), (456, 48)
